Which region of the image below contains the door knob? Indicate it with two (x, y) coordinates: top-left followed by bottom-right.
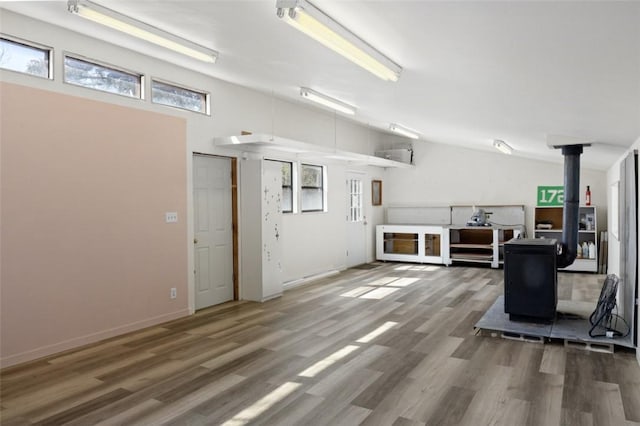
(194, 238), (198, 244)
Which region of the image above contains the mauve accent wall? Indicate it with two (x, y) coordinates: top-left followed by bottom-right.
(0, 83), (189, 367)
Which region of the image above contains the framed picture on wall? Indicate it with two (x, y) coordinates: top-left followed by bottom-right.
(372, 180), (382, 206)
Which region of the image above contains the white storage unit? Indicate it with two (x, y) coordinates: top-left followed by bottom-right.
(376, 224), (523, 268)
(376, 224), (446, 264)
(444, 226), (524, 268)
(534, 205), (598, 272)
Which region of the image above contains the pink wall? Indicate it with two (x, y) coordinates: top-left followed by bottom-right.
(0, 83), (189, 367)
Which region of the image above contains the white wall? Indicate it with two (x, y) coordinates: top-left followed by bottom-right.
(0, 10), (389, 313)
(606, 137), (640, 365)
(607, 156), (623, 277)
(384, 141), (608, 236)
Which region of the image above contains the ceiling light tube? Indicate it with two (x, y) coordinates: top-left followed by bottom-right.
(493, 139), (513, 155)
(67, 0), (218, 63)
(276, 0), (401, 82)
(300, 87), (356, 115)
(389, 123), (419, 139)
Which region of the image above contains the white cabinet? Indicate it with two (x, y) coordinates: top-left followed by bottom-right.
(534, 206), (598, 272)
(376, 224), (523, 268)
(240, 159), (283, 301)
(376, 225), (446, 264)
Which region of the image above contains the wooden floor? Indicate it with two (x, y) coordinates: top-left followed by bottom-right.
(1, 263), (639, 426)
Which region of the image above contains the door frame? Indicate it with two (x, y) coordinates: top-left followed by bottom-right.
(191, 153), (239, 311)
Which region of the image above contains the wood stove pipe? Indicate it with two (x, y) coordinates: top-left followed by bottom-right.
(556, 144), (584, 268)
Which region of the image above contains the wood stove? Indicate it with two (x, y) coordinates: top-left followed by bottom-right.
(504, 144), (585, 322)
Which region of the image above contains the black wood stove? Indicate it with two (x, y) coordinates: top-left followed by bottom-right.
(504, 144), (586, 322)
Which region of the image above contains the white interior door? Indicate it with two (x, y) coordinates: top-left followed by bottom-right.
(346, 172), (367, 268)
(193, 155), (233, 309)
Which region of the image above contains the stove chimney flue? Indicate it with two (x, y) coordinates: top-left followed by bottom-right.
(556, 144), (583, 268)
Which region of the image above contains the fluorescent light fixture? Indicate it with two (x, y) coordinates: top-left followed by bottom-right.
(67, 0), (218, 63)
(300, 87), (356, 115)
(389, 123), (419, 139)
(276, 0), (401, 82)
(493, 139), (513, 155)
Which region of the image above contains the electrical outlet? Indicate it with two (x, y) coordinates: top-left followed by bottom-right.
(165, 212), (178, 223)
(170, 287), (177, 299)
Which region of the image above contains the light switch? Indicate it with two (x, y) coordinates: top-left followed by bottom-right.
(165, 212), (178, 223)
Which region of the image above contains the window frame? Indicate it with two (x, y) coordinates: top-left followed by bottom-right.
(300, 163), (327, 213)
(63, 52), (145, 99)
(266, 159), (295, 214)
(348, 178), (364, 222)
(150, 77), (211, 115)
(0, 34), (53, 79)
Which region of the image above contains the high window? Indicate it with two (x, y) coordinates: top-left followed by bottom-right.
(151, 79), (209, 114)
(64, 54), (143, 99)
(0, 36), (52, 78)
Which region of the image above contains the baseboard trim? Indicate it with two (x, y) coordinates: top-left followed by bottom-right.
(0, 308), (191, 369)
(283, 269), (341, 291)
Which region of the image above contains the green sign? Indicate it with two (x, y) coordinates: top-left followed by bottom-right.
(537, 186), (564, 206)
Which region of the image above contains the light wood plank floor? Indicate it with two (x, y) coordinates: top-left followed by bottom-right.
(1, 263), (639, 426)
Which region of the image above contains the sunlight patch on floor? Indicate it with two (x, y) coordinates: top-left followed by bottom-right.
(221, 381), (301, 426)
(340, 276), (419, 299)
(356, 321), (398, 343)
(395, 265), (440, 272)
(359, 286), (400, 299)
(298, 345), (360, 378)
(340, 286), (376, 298)
(393, 265), (413, 271)
(390, 277), (420, 287)
(366, 276), (401, 286)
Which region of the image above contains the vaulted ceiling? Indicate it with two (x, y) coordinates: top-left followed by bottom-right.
(3, 1), (640, 170)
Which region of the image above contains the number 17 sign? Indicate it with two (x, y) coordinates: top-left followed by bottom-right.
(537, 186), (564, 206)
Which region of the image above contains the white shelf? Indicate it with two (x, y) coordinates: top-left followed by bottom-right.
(214, 134), (413, 168)
(534, 205), (598, 273)
(446, 226), (523, 268)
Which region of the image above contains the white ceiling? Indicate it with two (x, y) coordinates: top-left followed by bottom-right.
(3, 1), (640, 170)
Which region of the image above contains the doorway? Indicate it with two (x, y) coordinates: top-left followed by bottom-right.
(193, 154), (237, 309)
(346, 172), (367, 268)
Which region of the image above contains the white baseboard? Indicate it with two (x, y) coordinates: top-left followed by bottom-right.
(283, 269), (341, 291)
(0, 308), (190, 369)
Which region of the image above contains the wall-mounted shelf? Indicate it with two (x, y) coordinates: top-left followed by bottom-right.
(214, 134), (413, 168)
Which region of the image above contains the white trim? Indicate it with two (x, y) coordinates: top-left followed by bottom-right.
(283, 269), (340, 290)
(0, 308), (190, 369)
